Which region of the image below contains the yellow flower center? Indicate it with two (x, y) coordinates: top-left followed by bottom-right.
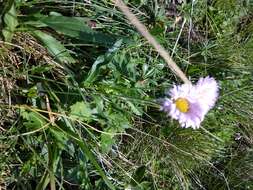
(175, 98), (189, 113)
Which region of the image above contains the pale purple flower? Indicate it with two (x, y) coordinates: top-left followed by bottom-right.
(161, 76), (219, 129)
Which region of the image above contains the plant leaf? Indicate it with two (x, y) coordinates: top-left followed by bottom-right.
(20, 108), (47, 130)
(83, 39), (123, 85)
(100, 132), (115, 153)
(40, 15), (116, 46)
(2, 3), (18, 42)
(31, 30), (76, 64)
(56, 122), (116, 190)
(69, 101), (94, 122)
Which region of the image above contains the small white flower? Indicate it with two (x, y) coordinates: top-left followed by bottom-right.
(162, 76), (219, 129)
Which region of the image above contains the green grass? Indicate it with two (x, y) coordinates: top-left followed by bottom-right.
(1, 0), (253, 189)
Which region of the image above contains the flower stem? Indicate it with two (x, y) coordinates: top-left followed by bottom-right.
(114, 0), (191, 84)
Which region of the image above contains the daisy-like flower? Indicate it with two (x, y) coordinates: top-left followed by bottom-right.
(162, 76), (219, 129)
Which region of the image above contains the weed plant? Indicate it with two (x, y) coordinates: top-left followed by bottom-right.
(0, 0), (253, 190)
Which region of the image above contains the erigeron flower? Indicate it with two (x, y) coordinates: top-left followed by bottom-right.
(162, 76), (219, 129)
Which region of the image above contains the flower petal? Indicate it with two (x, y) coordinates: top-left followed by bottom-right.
(161, 76), (218, 129)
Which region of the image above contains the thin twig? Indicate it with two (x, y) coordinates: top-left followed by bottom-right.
(171, 18), (186, 57)
(114, 0), (191, 84)
(45, 94), (55, 124)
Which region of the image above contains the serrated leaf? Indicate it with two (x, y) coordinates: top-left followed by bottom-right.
(31, 30), (76, 64)
(20, 108), (47, 130)
(49, 128), (68, 150)
(100, 132), (115, 153)
(40, 15), (116, 46)
(70, 101), (93, 121)
(127, 101), (143, 116)
(107, 112), (131, 131)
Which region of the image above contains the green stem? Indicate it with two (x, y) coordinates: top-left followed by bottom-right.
(50, 172), (56, 190)
(48, 144), (56, 190)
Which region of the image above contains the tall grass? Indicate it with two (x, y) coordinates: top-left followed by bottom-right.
(0, 0), (253, 189)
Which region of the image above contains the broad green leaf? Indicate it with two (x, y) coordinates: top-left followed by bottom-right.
(100, 132), (115, 153)
(2, 29), (12, 41)
(24, 20), (47, 27)
(27, 85), (38, 98)
(100, 112), (131, 153)
(49, 127), (68, 150)
(127, 101), (143, 116)
(20, 108), (47, 130)
(107, 112), (131, 131)
(2, 3), (18, 42)
(40, 15), (116, 46)
(31, 30), (76, 64)
(70, 101), (93, 121)
(3, 4), (18, 30)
